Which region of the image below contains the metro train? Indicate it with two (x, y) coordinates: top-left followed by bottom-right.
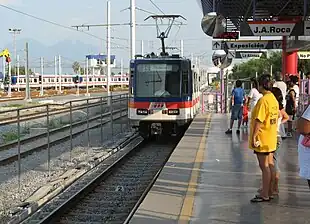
(6, 73), (129, 90)
(128, 53), (204, 139)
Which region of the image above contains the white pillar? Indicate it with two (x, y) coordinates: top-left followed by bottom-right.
(2, 57), (5, 86)
(121, 58), (124, 88)
(7, 61), (11, 97)
(107, 0), (111, 104)
(58, 55), (62, 93)
(130, 0), (136, 59)
(141, 40), (144, 56)
(54, 56), (58, 91)
(86, 58), (89, 96)
(40, 57), (44, 96)
(17, 55), (20, 92)
(180, 40), (184, 57)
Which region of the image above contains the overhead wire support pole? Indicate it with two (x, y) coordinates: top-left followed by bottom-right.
(130, 0), (136, 59)
(304, 0), (308, 20)
(144, 15), (186, 55)
(107, 0), (111, 105)
(40, 57), (44, 96)
(25, 42), (31, 101)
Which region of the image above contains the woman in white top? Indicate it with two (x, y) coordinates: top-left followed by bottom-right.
(247, 78), (262, 113)
(297, 105), (310, 188)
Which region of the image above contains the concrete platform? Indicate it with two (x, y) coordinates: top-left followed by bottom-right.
(130, 113), (310, 224)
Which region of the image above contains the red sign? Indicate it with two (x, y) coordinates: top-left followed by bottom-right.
(213, 32), (239, 39)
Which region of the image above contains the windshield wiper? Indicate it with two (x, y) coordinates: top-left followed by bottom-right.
(145, 79), (162, 84)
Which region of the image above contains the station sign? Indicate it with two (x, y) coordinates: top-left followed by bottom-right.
(213, 31), (239, 40)
(212, 40), (282, 50)
(297, 51), (310, 59)
(228, 51), (267, 59)
(240, 20), (306, 36)
(248, 21), (296, 36)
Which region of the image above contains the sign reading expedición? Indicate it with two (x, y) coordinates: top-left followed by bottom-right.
(212, 40), (282, 50)
(248, 21), (296, 36)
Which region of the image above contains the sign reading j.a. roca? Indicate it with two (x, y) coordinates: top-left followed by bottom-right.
(248, 21), (295, 36)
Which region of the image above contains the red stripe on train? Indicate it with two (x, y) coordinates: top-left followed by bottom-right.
(128, 96), (200, 109)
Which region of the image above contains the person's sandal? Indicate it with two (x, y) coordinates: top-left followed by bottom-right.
(250, 195), (270, 203)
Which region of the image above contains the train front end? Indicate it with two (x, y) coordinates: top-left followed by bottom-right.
(128, 56), (195, 139)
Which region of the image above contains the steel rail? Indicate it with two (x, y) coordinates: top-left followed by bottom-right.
(0, 107), (128, 166)
(0, 96), (127, 126)
(22, 135), (183, 224)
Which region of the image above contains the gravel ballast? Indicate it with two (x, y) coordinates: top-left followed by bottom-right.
(0, 116), (132, 223)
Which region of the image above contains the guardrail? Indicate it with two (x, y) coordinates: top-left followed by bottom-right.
(0, 93), (131, 194)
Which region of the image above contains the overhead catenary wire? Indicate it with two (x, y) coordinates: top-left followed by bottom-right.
(0, 4), (129, 50)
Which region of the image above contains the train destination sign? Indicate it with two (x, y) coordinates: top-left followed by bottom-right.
(212, 40), (282, 50)
(213, 31), (239, 39)
(297, 51), (310, 60)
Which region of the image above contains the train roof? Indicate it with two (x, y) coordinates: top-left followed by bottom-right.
(132, 53), (190, 62)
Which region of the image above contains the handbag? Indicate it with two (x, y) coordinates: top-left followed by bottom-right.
(301, 135), (310, 148)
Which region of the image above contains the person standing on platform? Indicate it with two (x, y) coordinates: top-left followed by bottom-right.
(249, 74), (279, 203)
(285, 81), (297, 137)
(297, 105), (310, 189)
(225, 80), (245, 134)
(290, 75), (300, 108)
(242, 98), (249, 127)
(247, 77), (262, 113)
(273, 72), (287, 108)
(273, 72), (287, 138)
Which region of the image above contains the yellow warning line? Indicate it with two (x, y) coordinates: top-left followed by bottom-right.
(178, 113), (211, 224)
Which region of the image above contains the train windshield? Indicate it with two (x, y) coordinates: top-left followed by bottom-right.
(135, 62), (181, 98)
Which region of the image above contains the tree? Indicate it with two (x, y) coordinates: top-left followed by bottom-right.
(231, 51), (310, 80)
(231, 51), (282, 80)
(72, 61), (81, 74)
(8, 66), (33, 75)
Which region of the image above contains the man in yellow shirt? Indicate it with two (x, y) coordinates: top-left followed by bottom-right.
(249, 74), (279, 203)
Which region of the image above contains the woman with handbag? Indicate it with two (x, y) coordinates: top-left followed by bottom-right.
(297, 105), (310, 188)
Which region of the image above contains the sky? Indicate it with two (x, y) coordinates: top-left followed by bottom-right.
(0, 0), (214, 68)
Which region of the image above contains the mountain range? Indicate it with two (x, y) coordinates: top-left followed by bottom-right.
(5, 38), (99, 60)
(3, 38), (101, 73)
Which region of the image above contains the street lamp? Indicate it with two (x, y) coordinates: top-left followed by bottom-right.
(9, 28), (22, 94)
(9, 28), (22, 68)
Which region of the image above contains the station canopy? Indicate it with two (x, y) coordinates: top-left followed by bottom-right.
(199, 0), (310, 50)
(201, 0), (309, 28)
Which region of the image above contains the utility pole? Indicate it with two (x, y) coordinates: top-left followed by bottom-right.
(54, 56), (57, 91)
(17, 55), (20, 92)
(2, 57), (5, 86)
(107, 0), (111, 105)
(130, 0), (136, 59)
(40, 57), (44, 96)
(58, 55), (62, 93)
(25, 42), (31, 101)
(86, 57), (89, 96)
(7, 60), (11, 97)
(121, 58), (124, 89)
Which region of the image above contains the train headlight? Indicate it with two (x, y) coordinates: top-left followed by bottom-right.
(168, 109), (180, 115)
(136, 109), (148, 115)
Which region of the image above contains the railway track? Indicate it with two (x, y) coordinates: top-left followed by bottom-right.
(0, 96), (126, 126)
(0, 106), (128, 166)
(20, 134), (183, 224)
